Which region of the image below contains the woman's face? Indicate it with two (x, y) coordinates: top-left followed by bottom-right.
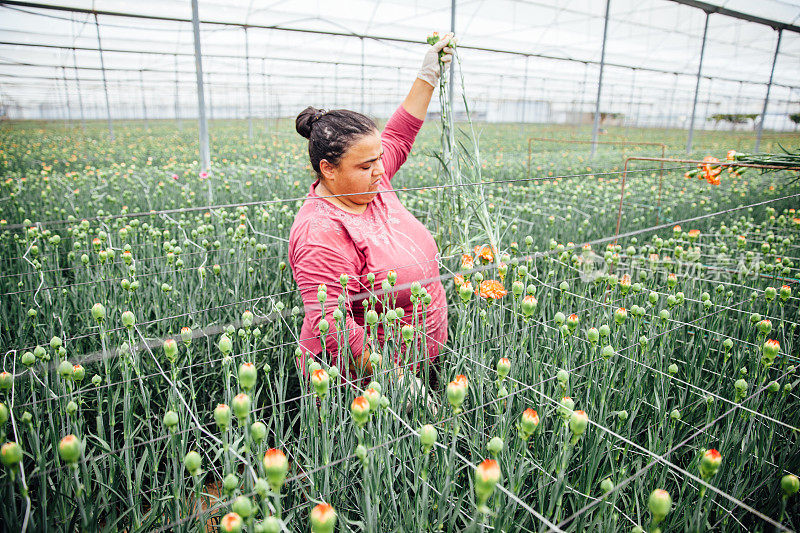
(320, 130), (384, 206)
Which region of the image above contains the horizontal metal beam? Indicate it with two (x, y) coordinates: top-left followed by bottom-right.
(2, 40), (798, 91)
(0, 41), (383, 69)
(665, 0), (800, 33)
(3, 40), (798, 92)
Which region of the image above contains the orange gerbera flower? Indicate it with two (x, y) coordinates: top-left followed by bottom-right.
(478, 280), (507, 299)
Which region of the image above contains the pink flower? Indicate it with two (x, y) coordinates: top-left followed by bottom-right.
(171, 174), (179, 180)
(199, 171), (208, 179)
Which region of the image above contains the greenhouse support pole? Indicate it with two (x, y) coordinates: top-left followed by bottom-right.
(334, 63), (339, 108)
(72, 47), (86, 130)
(174, 54), (182, 129)
(207, 72), (214, 121)
(579, 62), (588, 124)
(702, 77), (713, 129)
(190, 0), (211, 182)
(448, 0), (456, 112)
(755, 29), (782, 152)
(686, 11), (709, 155)
(625, 68), (636, 137)
(61, 66), (71, 127)
(590, 0), (611, 158)
(360, 37), (365, 111)
(94, 13), (114, 140)
(522, 56), (529, 124)
(667, 73), (678, 129)
(139, 69), (149, 130)
(244, 26), (253, 140)
(261, 58), (267, 132)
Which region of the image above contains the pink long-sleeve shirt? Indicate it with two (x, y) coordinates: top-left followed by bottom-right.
(288, 105), (448, 373)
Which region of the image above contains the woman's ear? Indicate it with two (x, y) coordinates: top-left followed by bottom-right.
(319, 159), (336, 182)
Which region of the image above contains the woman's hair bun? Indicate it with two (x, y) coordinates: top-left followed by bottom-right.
(296, 106), (326, 139)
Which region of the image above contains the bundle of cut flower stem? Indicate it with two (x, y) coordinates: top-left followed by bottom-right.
(728, 146), (800, 177)
(427, 33), (500, 258)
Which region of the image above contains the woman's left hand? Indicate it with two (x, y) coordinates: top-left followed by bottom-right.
(417, 32), (456, 87)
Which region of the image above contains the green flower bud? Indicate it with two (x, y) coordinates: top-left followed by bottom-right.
(163, 338), (178, 363)
(474, 459), (501, 511)
(223, 473), (239, 494)
(232, 496), (253, 519)
(601, 345), (615, 360)
(310, 503), (337, 533)
(569, 410), (589, 438)
(238, 362), (257, 390)
(232, 393), (251, 421)
(163, 410), (179, 429)
(781, 475), (800, 497)
(21, 352), (35, 367)
(121, 311), (135, 329)
(419, 424), (437, 453)
(263, 449), (288, 492)
(251, 421), (267, 443)
(648, 489), (672, 524)
(218, 334), (233, 355)
(58, 434), (81, 464)
(58, 360), (72, 379)
(254, 477), (269, 499)
(1, 441), (23, 468)
(214, 403), (232, 431)
(487, 436), (504, 456)
(91, 303), (106, 322)
(699, 449), (722, 480)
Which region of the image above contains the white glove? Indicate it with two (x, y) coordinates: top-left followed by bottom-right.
(417, 32), (456, 88)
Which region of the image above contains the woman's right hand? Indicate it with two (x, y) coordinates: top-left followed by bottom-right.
(417, 32), (456, 88)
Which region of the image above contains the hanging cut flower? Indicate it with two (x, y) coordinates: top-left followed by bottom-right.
(478, 280), (507, 299)
(699, 156), (722, 185)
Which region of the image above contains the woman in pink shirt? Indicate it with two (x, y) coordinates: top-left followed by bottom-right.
(288, 34), (456, 385)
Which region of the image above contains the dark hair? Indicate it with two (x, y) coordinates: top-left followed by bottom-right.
(295, 106), (378, 176)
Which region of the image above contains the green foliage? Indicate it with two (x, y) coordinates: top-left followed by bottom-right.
(709, 113), (759, 125)
(0, 119), (798, 531)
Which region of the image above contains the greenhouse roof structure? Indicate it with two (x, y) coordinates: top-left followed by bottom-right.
(1, 0), (798, 134)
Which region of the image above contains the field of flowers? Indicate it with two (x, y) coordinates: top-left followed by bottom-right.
(1, 118), (799, 532)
